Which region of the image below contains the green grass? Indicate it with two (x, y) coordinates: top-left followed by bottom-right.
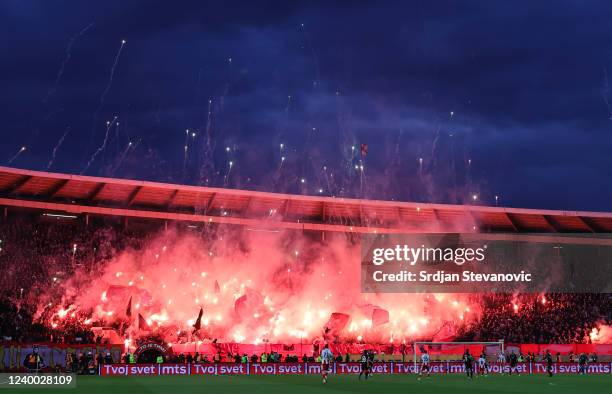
(13, 374), (612, 394)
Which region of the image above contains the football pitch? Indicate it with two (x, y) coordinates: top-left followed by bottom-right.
(12, 374), (612, 394)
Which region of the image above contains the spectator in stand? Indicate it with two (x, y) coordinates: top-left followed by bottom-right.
(456, 293), (611, 344)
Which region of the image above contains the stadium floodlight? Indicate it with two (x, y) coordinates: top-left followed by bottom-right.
(412, 340), (504, 370)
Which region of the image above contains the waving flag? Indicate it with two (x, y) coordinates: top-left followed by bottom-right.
(126, 296), (132, 317)
(138, 313), (151, 331)
(192, 307), (204, 333)
(234, 288), (263, 319)
(372, 308), (389, 326)
(324, 312), (350, 335)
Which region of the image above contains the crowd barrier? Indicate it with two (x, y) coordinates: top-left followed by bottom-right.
(99, 362), (612, 376)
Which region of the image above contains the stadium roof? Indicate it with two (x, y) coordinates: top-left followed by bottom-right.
(0, 166), (611, 234)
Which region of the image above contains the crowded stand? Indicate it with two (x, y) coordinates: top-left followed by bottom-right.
(1, 216), (610, 356)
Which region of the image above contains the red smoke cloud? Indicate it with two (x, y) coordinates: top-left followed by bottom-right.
(43, 227), (477, 345)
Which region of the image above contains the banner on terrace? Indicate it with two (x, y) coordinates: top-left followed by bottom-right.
(99, 362), (612, 376)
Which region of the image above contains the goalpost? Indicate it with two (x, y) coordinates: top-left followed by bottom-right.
(412, 341), (504, 371)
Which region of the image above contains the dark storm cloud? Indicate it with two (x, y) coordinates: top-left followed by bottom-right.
(1, 0), (611, 211)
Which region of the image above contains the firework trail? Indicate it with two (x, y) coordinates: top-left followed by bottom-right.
(198, 99), (215, 184)
(82, 116), (117, 174)
(285, 94), (292, 113)
(277, 143), (285, 165)
(110, 140), (135, 175)
(450, 132), (457, 200)
(359, 160), (366, 198)
(272, 96), (292, 187)
(205, 100), (213, 148)
(223, 160), (234, 186)
(300, 23), (320, 86)
(44, 22), (95, 104)
(182, 129), (190, 180)
(89, 40), (126, 146)
(191, 68), (204, 132)
(113, 118), (122, 154)
(46, 126), (71, 170)
(322, 165), (333, 194)
(603, 67), (612, 120)
(6, 146), (26, 165)
(219, 58), (232, 110)
(430, 122), (442, 170)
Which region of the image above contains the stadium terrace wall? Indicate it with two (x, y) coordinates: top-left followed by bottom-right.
(99, 362), (612, 375)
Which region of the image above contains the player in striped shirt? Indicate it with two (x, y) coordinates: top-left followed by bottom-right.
(419, 350), (431, 378)
(320, 344), (333, 384)
(478, 352), (488, 377)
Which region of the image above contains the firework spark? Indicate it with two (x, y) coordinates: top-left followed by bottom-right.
(46, 126), (71, 170)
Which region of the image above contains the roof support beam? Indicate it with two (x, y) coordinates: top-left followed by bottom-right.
(542, 215), (561, 232)
(359, 205), (365, 226)
(505, 212), (520, 232)
(165, 189), (179, 209)
(127, 186), (143, 206)
(4, 176), (32, 194)
(281, 199), (290, 219)
(85, 183), (105, 201)
(242, 197), (253, 217)
(578, 216), (599, 233)
(204, 193), (217, 215)
(432, 209), (441, 221)
(321, 202), (326, 223)
(46, 179), (69, 198)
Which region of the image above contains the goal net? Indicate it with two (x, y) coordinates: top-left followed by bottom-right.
(413, 341), (504, 370)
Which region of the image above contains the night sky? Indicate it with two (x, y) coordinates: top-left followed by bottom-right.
(2, 1), (611, 212)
